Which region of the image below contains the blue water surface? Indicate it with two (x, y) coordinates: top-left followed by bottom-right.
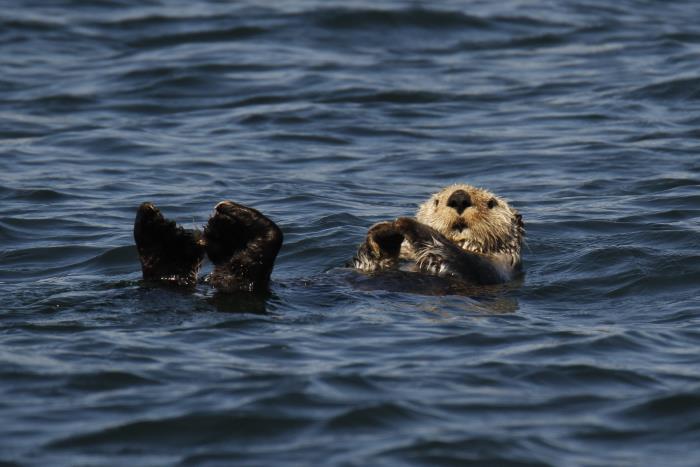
(1, 1), (700, 465)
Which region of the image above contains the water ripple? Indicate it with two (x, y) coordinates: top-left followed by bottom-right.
(48, 410), (313, 449)
(313, 8), (491, 30)
(127, 25), (267, 49)
(2, 1), (700, 465)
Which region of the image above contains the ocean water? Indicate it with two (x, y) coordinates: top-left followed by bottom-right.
(2, 1), (700, 465)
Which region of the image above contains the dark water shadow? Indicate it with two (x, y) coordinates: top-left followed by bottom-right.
(137, 279), (199, 295)
(339, 268), (523, 313)
(134, 268), (521, 315)
(135, 279), (269, 314)
(207, 290), (269, 314)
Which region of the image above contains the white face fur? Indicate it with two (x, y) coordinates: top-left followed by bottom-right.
(415, 184), (523, 260)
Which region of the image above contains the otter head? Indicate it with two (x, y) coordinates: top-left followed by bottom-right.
(416, 184), (524, 261)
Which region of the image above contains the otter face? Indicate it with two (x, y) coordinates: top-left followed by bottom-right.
(416, 184), (524, 258)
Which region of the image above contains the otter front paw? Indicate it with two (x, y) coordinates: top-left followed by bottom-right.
(352, 221), (405, 272)
(393, 217), (458, 276)
(203, 201), (283, 293)
(393, 217), (498, 283)
(393, 217), (437, 244)
(133, 202), (205, 287)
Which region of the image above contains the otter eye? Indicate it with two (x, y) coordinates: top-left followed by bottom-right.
(487, 198), (498, 209)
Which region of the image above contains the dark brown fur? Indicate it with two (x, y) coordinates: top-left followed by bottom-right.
(134, 201), (282, 293)
(204, 201), (283, 293)
(134, 203), (205, 288)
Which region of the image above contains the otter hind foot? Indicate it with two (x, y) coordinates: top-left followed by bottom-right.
(203, 201), (283, 293)
(133, 202), (205, 287)
(352, 221), (405, 272)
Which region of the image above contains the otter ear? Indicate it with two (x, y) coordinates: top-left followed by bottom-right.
(433, 197), (439, 207)
(487, 198), (498, 209)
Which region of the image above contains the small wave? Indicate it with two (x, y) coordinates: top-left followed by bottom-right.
(630, 127), (700, 143)
(0, 216), (94, 237)
(573, 424), (650, 443)
(232, 94), (297, 108)
(119, 63), (271, 84)
(631, 177), (700, 193)
(516, 332), (651, 360)
(127, 25), (266, 49)
(313, 8), (490, 30)
(13, 321), (89, 333)
(92, 13), (221, 30)
(66, 371), (159, 391)
(606, 256), (700, 298)
(546, 219), (644, 235)
(577, 246), (656, 267)
(515, 363), (659, 389)
(32, 94), (97, 110)
(376, 435), (549, 466)
(0, 245), (119, 282)
(324, 401), (428, 431)
(456, 33), (568, 52)
(268, 132), (350, 146)
(205, 313), (271, 328)
(644, 194), (700, 210)
(48, 410), (311, 449)
(79, 245), (136, 270)
(239, 113), (308, 125)
(434, 331), (531, 348)
(628, 76), (700, 100)
(321, 89), (453, 105)
(0, 245), (102, 267)
(57, 0), (128, 7)
(318, 372), (385, 395)
(660, 32), (700, 44)
(0, 129), (48, 140)
(491, 14), (574, 29)
(616, 391), (700, 428)
(119, 74), (224, 97)
(0, 17), (66, 32)
(5, 188), (75, 202)
(507, 33), (567, 48)
(0, 224), (23, 242)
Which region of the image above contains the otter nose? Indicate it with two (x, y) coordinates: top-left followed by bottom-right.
(446, 190), (471, 214)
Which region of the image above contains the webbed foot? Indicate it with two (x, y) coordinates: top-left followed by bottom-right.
(203, 201), (283, 293)
(133, 202), (205, 287)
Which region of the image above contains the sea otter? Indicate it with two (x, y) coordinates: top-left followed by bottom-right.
(134, 201), (282, 293)
(134, 184), (521, 293)
(352, 184), (524, 284)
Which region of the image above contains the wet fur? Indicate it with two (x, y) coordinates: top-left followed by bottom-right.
(353, 184), (524, 284)
(204, 201), (283, 293)
(134, 201), (282, 293)
(134, 203), (205, 287)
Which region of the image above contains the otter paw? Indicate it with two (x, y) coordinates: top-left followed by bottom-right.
(393, 217), (434, 244)
(368, 221), (405, 258)
(203, 201), (282, 293)
(133, 202), (205, 287)
(352, 221), (405, 272)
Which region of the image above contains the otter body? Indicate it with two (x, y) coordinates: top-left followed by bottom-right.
(352, 184), (524, 284)
(134, 184), (522, 294)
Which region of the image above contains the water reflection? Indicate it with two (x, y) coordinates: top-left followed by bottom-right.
(136, 279), (269, 313)
(208, 290), (269, 314)
(344, 268), (522, 313)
